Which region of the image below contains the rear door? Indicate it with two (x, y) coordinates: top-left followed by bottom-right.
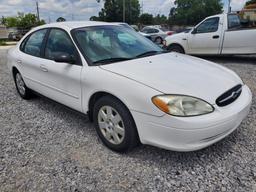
(19, 29), (48, 91)
(222, 14), (256, 54)
(187, 17), (223, 54)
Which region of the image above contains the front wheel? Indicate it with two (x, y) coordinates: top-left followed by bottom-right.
(93, 96), (139, 152)
(167, 44), (185, 54)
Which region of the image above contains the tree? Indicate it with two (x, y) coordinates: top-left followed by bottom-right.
(154, 14), (168, 25)
(139, 13), (154, 25)
(2, 13), (45, 28)
(169, 0), (223, 26)
(3, 17), (19, 27)
(90, 16), (100, 21)
(56, 17), (66, 22)
(93, 0), (140, 24)
(246, 0), (256, 6)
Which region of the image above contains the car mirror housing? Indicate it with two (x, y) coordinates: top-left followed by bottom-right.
(53, 52), (76, 64)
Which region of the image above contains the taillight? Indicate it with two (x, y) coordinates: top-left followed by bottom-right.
(167, 32), (173, 36)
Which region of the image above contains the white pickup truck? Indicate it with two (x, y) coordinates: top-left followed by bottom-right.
(165, 13), (256, 55)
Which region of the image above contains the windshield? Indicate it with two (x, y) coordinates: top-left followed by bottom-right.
(72, 25), (163, 65)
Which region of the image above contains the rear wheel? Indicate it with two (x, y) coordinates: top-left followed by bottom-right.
(167, 44), (185, 54)
(93, 96), (139, 152)
(14, 71), (33, 99)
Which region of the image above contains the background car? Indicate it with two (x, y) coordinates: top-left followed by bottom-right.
(8, 32), (23, 41)
(140, 26), (175, 44)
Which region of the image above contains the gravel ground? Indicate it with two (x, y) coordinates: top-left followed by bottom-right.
(0, 48), (256, 192)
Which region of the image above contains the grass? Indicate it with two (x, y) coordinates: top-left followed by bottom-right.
(0, 40), (7, 46)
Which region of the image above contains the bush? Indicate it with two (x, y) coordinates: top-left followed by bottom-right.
(0, 40), (7, 46)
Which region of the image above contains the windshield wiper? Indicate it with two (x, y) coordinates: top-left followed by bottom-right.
(93, 57), (132, 65)
(135, 50), (166, 58)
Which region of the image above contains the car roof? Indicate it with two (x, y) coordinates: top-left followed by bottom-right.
(32, 21), (119, 32)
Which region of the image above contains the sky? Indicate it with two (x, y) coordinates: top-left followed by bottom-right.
(0, 0), (249, 23)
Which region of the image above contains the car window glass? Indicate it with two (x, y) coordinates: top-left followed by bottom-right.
(118, 33), (137, 45)
(73, 26), (162, 64)
(196, 17), (220, 33)
(45, 29), (77, 61)
(23, 29), (47, 57)
(147, 28), (155, 34)
(141, 28), (149, 33)
(228, 15), (241, 29)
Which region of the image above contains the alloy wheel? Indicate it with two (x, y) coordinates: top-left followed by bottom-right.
(97, 106), (125, 145)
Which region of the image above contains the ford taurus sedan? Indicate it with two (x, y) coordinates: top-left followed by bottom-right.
(7, 21), (252, 152)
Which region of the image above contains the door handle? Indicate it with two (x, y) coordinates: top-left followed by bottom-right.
(40, 65), (48, 72)
(212, 35), (220, 39)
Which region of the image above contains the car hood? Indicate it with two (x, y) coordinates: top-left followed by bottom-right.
(100, 53), (243, 104)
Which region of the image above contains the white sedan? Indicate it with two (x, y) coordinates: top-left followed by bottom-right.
(7, 21), (252, 152)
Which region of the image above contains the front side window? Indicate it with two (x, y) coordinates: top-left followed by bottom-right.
(45, 29), (77, 61)
(196, 17), (220, 33)
(73, 26), (163, 65)
(23, 29), (47, 57)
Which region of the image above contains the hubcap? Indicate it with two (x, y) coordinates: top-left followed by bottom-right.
(16, 73), (26, 96)
(98, 106), (125, 145)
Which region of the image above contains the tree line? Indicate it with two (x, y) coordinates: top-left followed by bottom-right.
(1, 13), (45, 29)
(1, 0), (255, 29)
(91, 0), (224, 26)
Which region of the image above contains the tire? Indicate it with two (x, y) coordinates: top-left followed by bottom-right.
(168, 44), (185, 54)
(93, 96), (139, 152)
(13, 71), (33, 100)
(155, 37), (163, 44)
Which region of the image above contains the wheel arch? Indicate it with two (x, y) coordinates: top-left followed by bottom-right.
(167, 43), (185, 53)
(88, 91), (131, 122)
(87, 91), (141, 142)
(12, 66), (19, 78)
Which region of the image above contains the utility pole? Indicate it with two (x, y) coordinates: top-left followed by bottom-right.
(36, 1), (40, 21)
(141, 0), (144, 14)
(228, 0), (231, 13)
(123, 0), (125, 22)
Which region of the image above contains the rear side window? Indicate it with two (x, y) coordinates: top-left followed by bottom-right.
(196, 17), (220, 33)
(22, 29), (47, 57)
(228, 14), (241, 29)
(45, 29), (77, 61)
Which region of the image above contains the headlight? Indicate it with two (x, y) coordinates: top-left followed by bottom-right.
(152, 95), (214, 117)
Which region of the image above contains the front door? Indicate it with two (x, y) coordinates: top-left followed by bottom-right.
(37, 28), (83, 112)
(187, 17), (223, 55)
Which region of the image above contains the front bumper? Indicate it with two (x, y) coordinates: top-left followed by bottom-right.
(131, 85), (252, 152)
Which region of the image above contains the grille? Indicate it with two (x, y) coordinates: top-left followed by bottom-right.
(216, 84), (242, 107)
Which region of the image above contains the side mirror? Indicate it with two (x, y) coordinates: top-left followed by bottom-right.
(191, 28), (197, 34)
(53, 52), (76, 64)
